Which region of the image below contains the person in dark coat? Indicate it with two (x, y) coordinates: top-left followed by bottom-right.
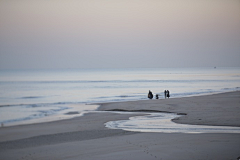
(156, 94), (159, 99)
(167, 90), (170, 98)
(164, 90), (167, 99)
(148, 90), (153, 99)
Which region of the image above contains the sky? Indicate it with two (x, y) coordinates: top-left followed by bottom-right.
(0, 0), (240, 69)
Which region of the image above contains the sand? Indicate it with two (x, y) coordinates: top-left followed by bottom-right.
(0, 91), (240, 160)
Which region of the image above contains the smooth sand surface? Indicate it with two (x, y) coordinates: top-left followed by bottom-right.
(0, 91), (240, 160)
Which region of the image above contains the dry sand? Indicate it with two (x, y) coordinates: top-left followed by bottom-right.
(0, 91), (240, 160)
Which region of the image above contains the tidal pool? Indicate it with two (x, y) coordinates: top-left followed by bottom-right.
(105, 112), (240, 133)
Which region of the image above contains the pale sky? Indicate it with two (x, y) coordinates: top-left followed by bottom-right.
(0, 0), (240, 69)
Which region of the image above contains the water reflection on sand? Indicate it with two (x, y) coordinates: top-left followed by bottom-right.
(105, 112), (240, 134)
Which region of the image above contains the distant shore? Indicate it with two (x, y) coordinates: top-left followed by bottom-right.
(0, 91), (239, 160)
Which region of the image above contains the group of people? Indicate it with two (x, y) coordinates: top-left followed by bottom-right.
(164, 90), (170, 99)
(148, 90), (170, 99)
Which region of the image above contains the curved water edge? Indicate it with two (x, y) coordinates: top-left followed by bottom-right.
(105, 112), (240, 134)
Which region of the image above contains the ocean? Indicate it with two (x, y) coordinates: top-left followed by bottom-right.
(0, 67), (240, 126)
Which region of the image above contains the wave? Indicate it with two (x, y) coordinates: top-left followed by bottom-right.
(170, 87), (240, 98)
(172, 91), (214, 98)
(117, 95), (134, 98)
(0, 106), (69, 124)
(21, 96), (44, 99)
(0, 79), (232, 84)
(0, 102), (80, 108)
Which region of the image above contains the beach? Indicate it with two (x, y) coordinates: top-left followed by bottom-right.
(0, 91), (240, 160)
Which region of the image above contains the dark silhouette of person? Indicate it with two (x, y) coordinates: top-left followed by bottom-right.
(156, 94), (159, 99)
(164, 90), (167, 99)
(167, 90), (170, 98)
(148, 90), (153, 99)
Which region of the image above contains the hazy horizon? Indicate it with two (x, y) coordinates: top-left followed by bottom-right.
(1, 0), (240, 70)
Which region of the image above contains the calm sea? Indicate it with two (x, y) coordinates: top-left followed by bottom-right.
(0, 67), (239, 125)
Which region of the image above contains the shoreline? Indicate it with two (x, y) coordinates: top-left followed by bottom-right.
(0, 91), (239, 160)
(98, 91), (240, 127)
(1, 90), (239, 128)
(0, 90), (239, 127)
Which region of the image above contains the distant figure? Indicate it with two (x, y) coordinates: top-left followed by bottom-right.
(156, 94), (159, 99)
(164, 90), (167, 99)
(167, 90), (170, 98)
(148, 90), (153, 99)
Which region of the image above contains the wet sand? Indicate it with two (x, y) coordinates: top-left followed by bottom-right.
(0, 91), (240, 160)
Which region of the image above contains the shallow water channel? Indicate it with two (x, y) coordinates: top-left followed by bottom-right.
(105, 112), (240, 134)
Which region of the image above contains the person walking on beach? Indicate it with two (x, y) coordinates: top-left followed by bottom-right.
(156, 94), (159, 99)
(148, 90), (153, 99)
(164, 90), (167, 99)
(167, 90), (170, 98)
